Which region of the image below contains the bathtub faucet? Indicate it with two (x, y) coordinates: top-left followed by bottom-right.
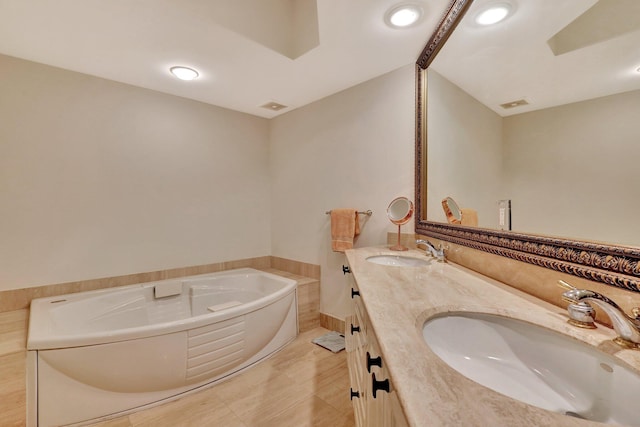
(560, 280), (640, 349)
(415, 239), (445, 262)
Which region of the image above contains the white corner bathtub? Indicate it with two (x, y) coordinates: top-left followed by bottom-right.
(26, 268), (298, 427)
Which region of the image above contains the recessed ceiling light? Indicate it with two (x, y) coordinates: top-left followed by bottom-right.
(260, 101), (288, 111)
(475, 3), (513, 26)
(500, 99), (528, 109)
(170, 66), (199, 81)
(385, 4), (423, 28)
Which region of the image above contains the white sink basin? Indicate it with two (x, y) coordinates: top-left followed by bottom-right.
(422, 313), (640, 425)
(366, 255), (430, 267)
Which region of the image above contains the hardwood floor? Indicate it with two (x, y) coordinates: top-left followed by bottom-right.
(91, 327), (354, 427)
(0, 309), (28, 427)
(1, 325), (354, 427)
(0, 350), (26, 427)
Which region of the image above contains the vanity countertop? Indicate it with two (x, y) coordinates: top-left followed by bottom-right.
(345, 246), (640, 427)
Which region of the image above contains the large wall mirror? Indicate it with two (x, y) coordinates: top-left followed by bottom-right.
(415, 0), (640, 291)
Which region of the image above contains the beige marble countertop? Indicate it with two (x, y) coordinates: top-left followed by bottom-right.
(345, 246), (640, 427)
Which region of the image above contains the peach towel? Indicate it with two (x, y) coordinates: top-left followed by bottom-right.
(461, 208), (479, 227)
(330, 209), (360, 252)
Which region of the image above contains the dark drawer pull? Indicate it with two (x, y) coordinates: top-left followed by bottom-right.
(350, 324), (360, 334)
(367, 352), (382, 372)
(351, 288), (360, 298)
(350, 388), (360, 400)
(372, 373), (390, 398)
(343, 265), (351, 274)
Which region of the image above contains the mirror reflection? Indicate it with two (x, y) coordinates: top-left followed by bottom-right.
(441, 196), (479, 227)
(441, 197), (462, 224)
(422, 0), (640, 246)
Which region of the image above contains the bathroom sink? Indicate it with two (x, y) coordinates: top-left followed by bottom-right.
(422, 313), (640, 426)
(366, 255), (430, 267)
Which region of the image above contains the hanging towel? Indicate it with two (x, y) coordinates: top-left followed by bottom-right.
(331, 209), (360, 252)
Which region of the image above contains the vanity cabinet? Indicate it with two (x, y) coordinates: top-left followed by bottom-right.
(345, 271), (408, 427)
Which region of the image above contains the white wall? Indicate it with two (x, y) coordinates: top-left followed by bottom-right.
(426, 69), (504, 227)
(0, 54), (271, 291)
(270, 64), (416, 319)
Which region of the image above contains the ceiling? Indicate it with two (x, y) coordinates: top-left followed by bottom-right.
(0, 0), (451, 118)
(431, 0), (640, 116)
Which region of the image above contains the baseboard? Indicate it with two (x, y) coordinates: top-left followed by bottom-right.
(320, 313), (345, 334)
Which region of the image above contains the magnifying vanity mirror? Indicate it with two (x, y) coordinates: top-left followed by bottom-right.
(387, 196), (414, 251)
(441, 196), (479, 227)
(441, 197), (462, 224)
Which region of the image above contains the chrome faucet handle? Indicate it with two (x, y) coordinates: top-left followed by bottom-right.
(415, 239), (445, 262)
(558, 280), (596, 329)
(560, 283), (640, 348)
(566, 302), (597, 329)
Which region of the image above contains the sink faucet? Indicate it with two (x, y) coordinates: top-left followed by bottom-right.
(560, 280), (640, 349)
(416, 239), (445, 262)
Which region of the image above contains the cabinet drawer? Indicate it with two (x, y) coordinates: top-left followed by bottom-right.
(345, 262), (409, 427)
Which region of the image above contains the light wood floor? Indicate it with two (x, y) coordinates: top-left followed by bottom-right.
(0, 309), (28, 427)
(0, 324), (354, 427)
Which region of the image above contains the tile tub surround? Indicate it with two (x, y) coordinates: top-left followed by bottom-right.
(0, 256), (269, 313)
(0, 257), (323, 335)
(262, 268), (321, 333)
(3, 268), (319, 355)
(0, 258), (322, 336)
(0, 256), (320, 312)
(345, 246), (640, 427)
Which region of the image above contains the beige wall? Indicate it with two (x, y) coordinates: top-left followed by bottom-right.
(1, 54), (416, 321)
(270, 64), (416, 319)
(427, 69), (640, 246)
(0, 54), (271, 291)
(5, 48), (637, 320)
(503, 89), (640, 245)
(426, 69), (504, 228)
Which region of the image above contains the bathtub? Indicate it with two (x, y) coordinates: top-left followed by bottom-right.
(26, 268), (298, 427)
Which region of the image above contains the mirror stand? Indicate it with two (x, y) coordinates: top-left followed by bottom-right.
(390, 224), (408, 251)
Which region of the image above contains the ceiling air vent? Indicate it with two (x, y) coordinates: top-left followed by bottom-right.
(500, 99), (529, 109)
(260, 102), (288, 111)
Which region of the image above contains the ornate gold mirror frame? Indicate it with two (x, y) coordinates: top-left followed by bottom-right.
(414, 0), (640, 293)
